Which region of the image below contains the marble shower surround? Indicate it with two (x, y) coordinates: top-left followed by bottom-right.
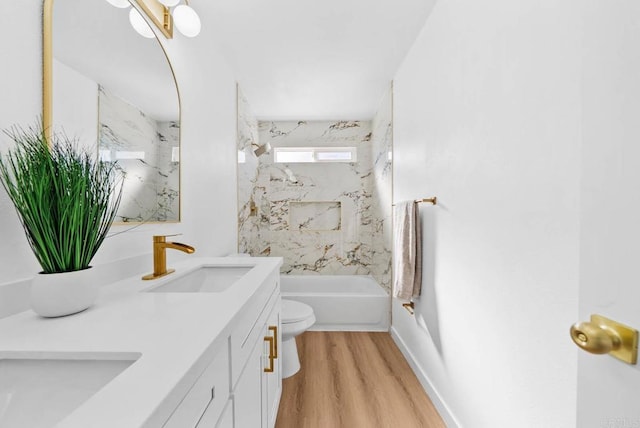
(369, 87), (393, 291)
(237, 87), (261, 253)
(237, 112), (393, 292)
(99, 86), (179, 222)
(261, 120), (373, 277)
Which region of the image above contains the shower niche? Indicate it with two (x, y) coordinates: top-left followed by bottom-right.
(289, 201), (342, 232)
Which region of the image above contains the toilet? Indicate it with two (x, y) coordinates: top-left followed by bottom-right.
(281, 299), (316, 378)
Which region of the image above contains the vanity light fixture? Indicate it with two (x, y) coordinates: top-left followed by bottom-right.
(171, 1), (202, 38)
(144, 0), (201, 38)
(105, 0), (201, 39)
(129, 7), (156, 38)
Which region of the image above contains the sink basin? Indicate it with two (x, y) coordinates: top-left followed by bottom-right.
(0, 352), (139, 428)
(146, 265), (255, 293)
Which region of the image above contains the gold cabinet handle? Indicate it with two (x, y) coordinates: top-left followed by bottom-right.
(263, 325), (278, 373)
(263, 335), (275, 373)
(570, 314), (638, 365)
(269, 325), (278, 359)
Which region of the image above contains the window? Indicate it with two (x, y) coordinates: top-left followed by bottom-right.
(273, 147), (357, 163)
(99, 150), (146, 162)
(115, 151), (145, 160)
(237, 150), (246, 164)
(99, 149), (112, 162)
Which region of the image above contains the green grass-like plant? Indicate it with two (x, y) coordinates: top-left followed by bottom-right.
(0, 123), (123, 274)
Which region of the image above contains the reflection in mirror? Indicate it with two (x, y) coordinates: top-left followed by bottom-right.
(52, 0), (180, 223)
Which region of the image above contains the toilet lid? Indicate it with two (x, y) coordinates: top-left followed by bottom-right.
(281, 299), (314, 324)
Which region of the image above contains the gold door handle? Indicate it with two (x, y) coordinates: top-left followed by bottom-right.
(570, 321), (618, 354)
(264, 335), (275, 373)
(570, 314), (638, 365)
(269, 325), (278, 358)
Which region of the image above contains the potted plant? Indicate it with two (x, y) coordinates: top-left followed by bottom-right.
(0, 123), (123, 317)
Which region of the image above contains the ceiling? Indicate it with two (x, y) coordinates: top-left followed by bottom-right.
(198, 0), (436, 120)
(53, 0), (435, 122)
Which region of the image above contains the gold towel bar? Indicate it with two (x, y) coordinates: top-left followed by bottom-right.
(393, 197), (437, 206)
(416, 197), (437, 205)
(402, 302), (415, 315)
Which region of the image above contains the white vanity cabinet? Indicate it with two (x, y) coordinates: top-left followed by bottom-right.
(233, 333), (264, 427)
(163, 343), (230, 428)
(162, 272), (282, 428)
(233, 277), (282, 428)
(194, 396), (234, 428)
(262, 306), (282, 428)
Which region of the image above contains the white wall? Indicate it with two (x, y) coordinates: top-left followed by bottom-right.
(0, 0), (44, 282)
(392, 1), (581, 426)
(578, 1), (640, 425)
(0, 2), (238, 289)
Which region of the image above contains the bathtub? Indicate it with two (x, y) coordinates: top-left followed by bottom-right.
(280, 275), (390, 331)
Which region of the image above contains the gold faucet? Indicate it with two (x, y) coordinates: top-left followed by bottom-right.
(142, 235), (195, 280)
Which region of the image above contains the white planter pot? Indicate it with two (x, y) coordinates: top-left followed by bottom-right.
(30, 267), (98, 318)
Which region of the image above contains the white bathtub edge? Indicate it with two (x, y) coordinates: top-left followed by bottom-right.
(390, 326), (460, 428)
(281, 275), (390, 332)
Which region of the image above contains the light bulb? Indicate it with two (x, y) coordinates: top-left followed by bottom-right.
(158, 0), (180, 6)
(129, 8), (155, 38)
(105, 0), (131, 8)
(173, 5), (201, 38)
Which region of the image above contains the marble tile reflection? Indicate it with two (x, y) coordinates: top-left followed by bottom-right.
(98, 86), (179, 222)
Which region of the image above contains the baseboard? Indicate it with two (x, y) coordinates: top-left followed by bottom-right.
(390, 327), (460, 428)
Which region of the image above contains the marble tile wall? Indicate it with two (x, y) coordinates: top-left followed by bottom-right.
(237, 116), (391, 290)
(99, 86), (179, 222)
(236, 89), (393, 292)
(237, 88), (261, 253)
(257, 120), (372, 276)
(369, 87), (394, 291)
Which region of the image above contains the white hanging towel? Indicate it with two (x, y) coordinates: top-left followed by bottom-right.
(392, 200), (423, 300)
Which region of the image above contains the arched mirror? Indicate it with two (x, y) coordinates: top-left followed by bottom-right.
(43, 0), (181, 223)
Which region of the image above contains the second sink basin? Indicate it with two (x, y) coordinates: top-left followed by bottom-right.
(146, 265), (255, 293)
(0, 352), (139, 428)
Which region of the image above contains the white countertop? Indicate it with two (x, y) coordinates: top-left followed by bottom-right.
(0, 256), (282, 428)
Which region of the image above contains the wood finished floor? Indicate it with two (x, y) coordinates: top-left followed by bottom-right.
(275, 332), (446, 428)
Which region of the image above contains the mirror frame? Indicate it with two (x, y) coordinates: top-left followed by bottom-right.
(42, 0), (183, 223)
(43, 0), (53, 143)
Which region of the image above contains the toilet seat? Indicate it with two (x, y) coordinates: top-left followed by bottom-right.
(282, 299), (314, 324)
